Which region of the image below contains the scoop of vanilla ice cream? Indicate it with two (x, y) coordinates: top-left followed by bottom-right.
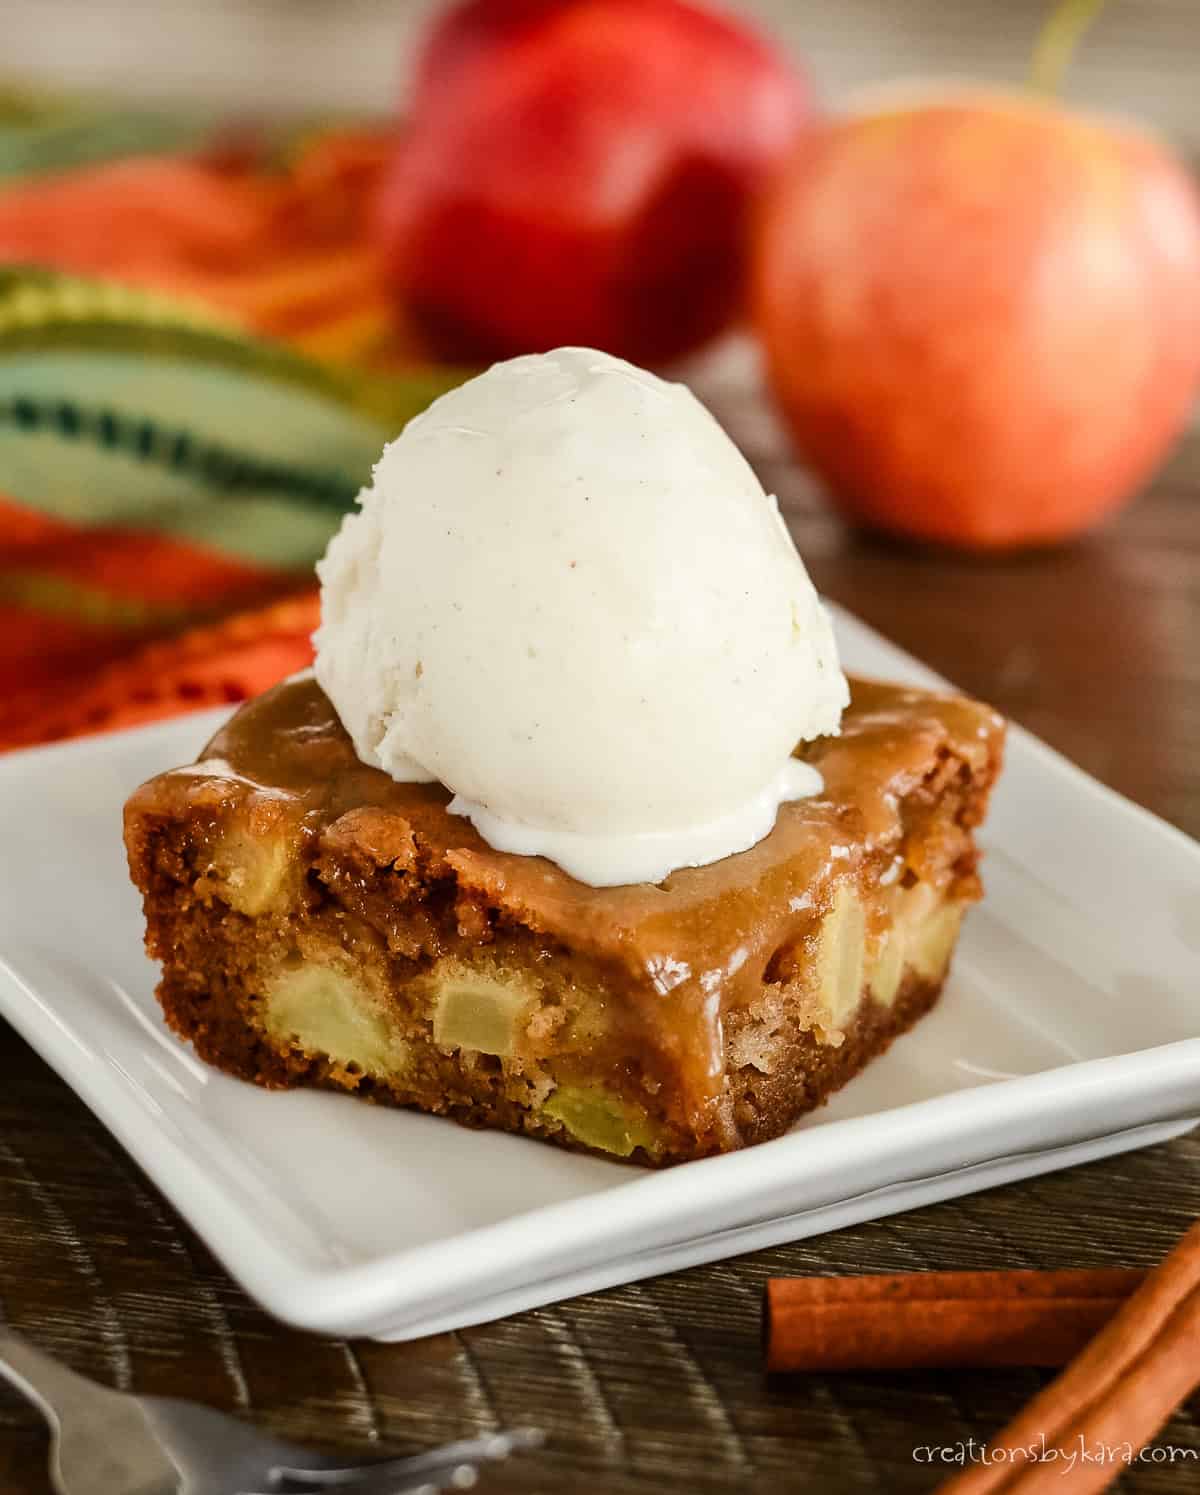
(314, 348), (848, 886)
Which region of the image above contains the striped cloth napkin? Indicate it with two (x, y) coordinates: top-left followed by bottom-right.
(0, 97), (461, 751)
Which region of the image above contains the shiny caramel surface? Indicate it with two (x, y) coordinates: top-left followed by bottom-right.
(137, 673), (1003, 1097)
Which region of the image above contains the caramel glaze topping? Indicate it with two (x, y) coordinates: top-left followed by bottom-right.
(139, 674), (1004, 1109)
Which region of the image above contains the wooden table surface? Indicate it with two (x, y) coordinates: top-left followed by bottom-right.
(2, 362), (1199, 1495)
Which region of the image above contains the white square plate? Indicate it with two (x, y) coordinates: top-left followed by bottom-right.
(2, 607), (1198, 1340)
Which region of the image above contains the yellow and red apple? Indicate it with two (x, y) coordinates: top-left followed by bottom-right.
(754, 94), (1200, 548)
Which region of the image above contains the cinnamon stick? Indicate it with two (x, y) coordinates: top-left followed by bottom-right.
(763, 1269), (1143, 1373)
(938, 1221), (1200, 1494)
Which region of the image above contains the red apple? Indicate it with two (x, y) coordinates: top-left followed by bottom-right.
(753, 92), (1200, 549)
(380, 0), (809, 364)
(413, 0), (563, 107)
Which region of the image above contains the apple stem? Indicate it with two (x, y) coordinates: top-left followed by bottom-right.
(1029, 0), (1108, 94)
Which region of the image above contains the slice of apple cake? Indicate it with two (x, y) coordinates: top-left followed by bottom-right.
(124, 673), (1004, 1165)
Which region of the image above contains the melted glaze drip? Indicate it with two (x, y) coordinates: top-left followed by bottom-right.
(143, 675), (1003, 1107)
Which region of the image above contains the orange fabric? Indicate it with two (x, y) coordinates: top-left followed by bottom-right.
(0, 126), (418, 754)
(1, 591), (320, 752)
(0, 497), (280, 607)
(0, 128), (412, 362)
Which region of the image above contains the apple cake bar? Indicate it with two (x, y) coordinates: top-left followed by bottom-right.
(124, 673), (1004, 1166)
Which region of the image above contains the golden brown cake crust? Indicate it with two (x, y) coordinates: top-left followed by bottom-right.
(125, 674), (1005, 1165)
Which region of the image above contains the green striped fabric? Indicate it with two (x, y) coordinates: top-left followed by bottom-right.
(0, 266), (463, 569)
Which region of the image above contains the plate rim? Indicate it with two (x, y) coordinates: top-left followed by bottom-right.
(3, 952), (1198, 1335)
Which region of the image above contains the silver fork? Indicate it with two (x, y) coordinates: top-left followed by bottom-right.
(0, 1331), (542, 1495)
